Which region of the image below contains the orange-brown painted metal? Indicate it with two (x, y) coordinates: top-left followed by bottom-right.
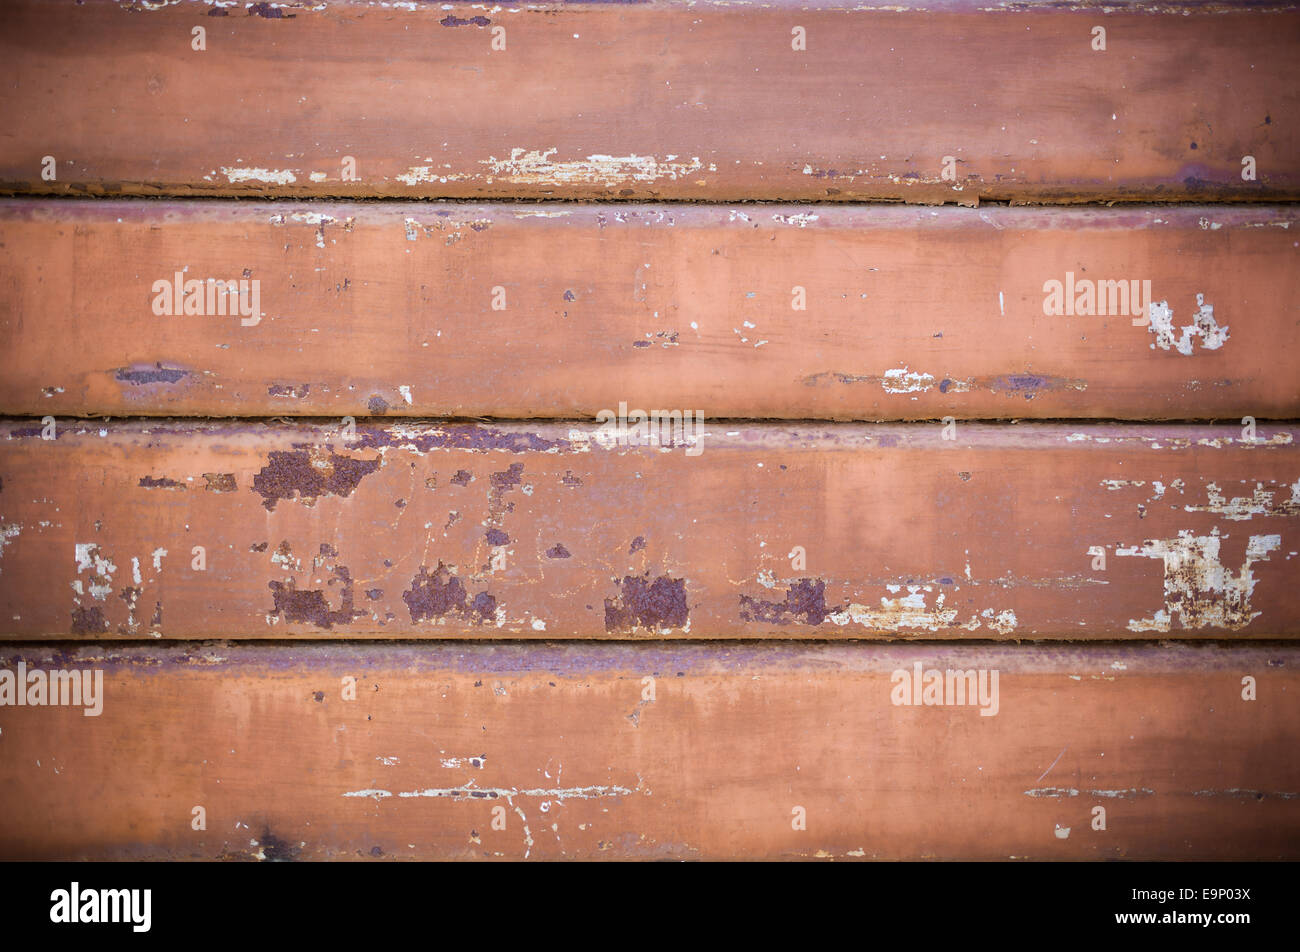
(1, 1), (1297, 202)
(1, 420), (1296, 639)
(2, 201), (1297, 420)
(1, 641), (1296, 860)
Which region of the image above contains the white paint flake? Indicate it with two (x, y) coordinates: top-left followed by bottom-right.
(220, 167), (298, 185)
(1147, 294), (1229, 354)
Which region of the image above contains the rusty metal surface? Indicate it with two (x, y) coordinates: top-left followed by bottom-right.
(1, 641), (1295, 860)
(2, 201), (1298, 420)
(1, 419), (1296, 639)
(2, 1), (1297, 202)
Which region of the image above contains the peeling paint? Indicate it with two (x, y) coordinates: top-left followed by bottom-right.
(1117, 529), (1281, 632)
(250, 447), (381, 511)
(220, 167), (298, 185)
(1183, 481), (1300, 521)
(1147, 294), (1229, 355)
(605, 574), (689, 633)
(481, 149), (710, 187)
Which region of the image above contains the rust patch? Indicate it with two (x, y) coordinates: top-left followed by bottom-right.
(451, 470), (474, 486)
(441, 14), (491, 27)
(268, 565), (360, 630)
(268, 384), (310, 399)
(118, 585), (142, 635)
(402, 563), (496, 625)
(739, 579), (840, 626)
(70, 605), (108, 635)
(203, 473), (237, 493)
(483, 462), (525, 543)
(604, 573), (689, 633)
(248, 3), (294, 19)
(355, 426), (567, 454)
(490, 463), (525, 492)
(115, 363), (187, 386)
(367, 395), (389, 415)
(546, 543), (571, 559)
(138, 475), (186, 490)
(250, 448), (380, 511)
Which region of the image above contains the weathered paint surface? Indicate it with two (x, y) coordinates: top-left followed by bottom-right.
(1, 2), (1296, 201)
(1, 201), (1297, 419)
(1, 420), (1296, 639)
(0, 642), (1295, 860)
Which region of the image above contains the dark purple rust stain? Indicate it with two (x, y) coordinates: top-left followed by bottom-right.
(632, 340), (651, 348)
(563, 290), (577, 301)
(368, 395), (389, 415)
(561, 471), (582, 487)
(150, 602), (163, 629)
(248, 3), (294, 18)
(441, 14), (491, 26)
(267, 566), (361, 630)
(250, 448), (380, 511)
(451, 470), (474, 486)
(8, 425), (57, 438)
(355, 426), (566, 454)
(71, 606), (108, 635)
(402, 563), (496, 625)
(365, 589), (383, 600)
(490, 463), (524, 493)
(546, 543), (571, 559)
(250, 542), (268, 552)
(604, 574), (689, 633)
(629, 536), (646, 554)
(207, 6), (228, 14)
(138, 475), (186, 490)
(988, 374), (1051, 399)
(116, 363), (188, 386)
(739, 579), (840, 626)
(483, 463), (525, 541)
(312, 691), (324, 702)
(203, 473), (237, 493)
